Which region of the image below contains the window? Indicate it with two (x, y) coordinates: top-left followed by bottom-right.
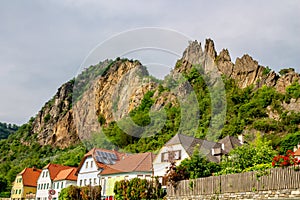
(42, 171), (45, 178)
(161, 152), (168, 162)
(89, 178), (92, 185)
(91, 161), (93, 168)
(47, 183), (49, 189)
(94, 178), (97, 185)
(44, 183), (46, 190)
(173, 150), (181, 160)
(61, 182), (63, 189)
(46, 171), (49, 177)
(137, 175), (143, 179)
(84, 179), (87, 186)
(79, 180), (82, 186)
(145, 175), (151, 180)
(161, 150), (181, 162)
(86, 161), (89, 168)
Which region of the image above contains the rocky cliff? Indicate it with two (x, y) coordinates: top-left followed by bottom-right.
(30, 39), (300, 148)
(181, 39), (300, 93)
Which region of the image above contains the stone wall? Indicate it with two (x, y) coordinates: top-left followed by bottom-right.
(167, 189), (300, 200)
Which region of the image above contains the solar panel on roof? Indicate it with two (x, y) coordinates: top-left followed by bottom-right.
(94, 150), (118, 165)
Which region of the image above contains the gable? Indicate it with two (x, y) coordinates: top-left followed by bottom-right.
(78, 156), (98, 174)
(153, 144), (189, 164)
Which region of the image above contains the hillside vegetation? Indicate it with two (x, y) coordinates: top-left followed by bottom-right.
(0, 122), (18, 139)
(0, 39), (300, 196)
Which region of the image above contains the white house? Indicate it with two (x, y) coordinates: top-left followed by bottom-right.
(294, 144), (300, 160)
(36, 164), (73, 200)
(153, 134), (236, 185)
(51, 168), (77, 200)
(76, 148), (124, 187)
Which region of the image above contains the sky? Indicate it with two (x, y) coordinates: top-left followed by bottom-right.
(0, 0), (299, 125)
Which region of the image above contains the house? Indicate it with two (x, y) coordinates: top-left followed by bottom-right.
(51, 168), (77, 199)
(99, 152), (154, 198)
(76, 148), (124, 187)
(153, 134), (242, 184)
(11, 167), (42, 200)
(36, 164), (74, 200)
(294, 144), (300, 160)
(218, 135), (243, 154)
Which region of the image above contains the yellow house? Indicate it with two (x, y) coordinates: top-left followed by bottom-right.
(11, 167), (42, 200)
(99, 152), (154, 198)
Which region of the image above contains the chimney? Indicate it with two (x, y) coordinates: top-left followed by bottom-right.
(238, 134), (244, 145)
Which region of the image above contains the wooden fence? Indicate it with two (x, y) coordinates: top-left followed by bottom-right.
(167, 167), (300, 196)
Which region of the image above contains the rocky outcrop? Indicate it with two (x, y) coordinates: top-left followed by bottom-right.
(32, 80), (79, 148)
(73, 59), (156, 140)
(276, 71), (300, 93)
(29, 38), (299, 148)
(180, 39), (299, 93)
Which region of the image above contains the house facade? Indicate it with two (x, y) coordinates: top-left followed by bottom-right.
(294, 144), (300, 160)
(11, 167), (42, 200)
(153, 134), (242, 185)
(51, 168), (77, 200)
(99, 152), (154, 197)
(36, 164), (72, 200)
(76, 148), (123, 187)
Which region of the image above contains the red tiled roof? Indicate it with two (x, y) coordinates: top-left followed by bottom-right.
(53, 168), (77, 181)
(101, 152), (154, 175)
(19, 167), (42, 187)
(44, 163), (73, 180)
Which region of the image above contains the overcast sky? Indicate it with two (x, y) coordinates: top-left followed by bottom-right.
(0, 0), (299, 125)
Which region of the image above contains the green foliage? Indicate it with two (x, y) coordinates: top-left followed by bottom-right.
(279, 68), (295, 76)
(0, 122), (18, 139)
(218, 134), (276, 174)
(43, 113), (51, 123)
(98, 114), (106, 125)
(52, 145), (86, 167)
(114, 177), (165, 200)
(278, 132), (300, 154)
(175, 59), (182, 69)
(286, 81), (300, 100)
(0, 175), (8, 194)
(179, 148), (220, 179)
(262, 66), (271, 76)
(59, 185), (101, 200)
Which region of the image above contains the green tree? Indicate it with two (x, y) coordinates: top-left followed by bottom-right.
(179, 148), (220, 179)
(278, 132), (300, 154)
(219, 134), (276, 174)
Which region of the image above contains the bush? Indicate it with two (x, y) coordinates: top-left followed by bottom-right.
(114, 178), (165, 200)
(43, 113), (51, 123)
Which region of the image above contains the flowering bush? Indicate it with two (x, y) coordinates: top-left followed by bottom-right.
(272, 150), (300, 167)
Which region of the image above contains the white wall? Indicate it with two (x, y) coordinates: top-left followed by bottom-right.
(36, 169), (52, 200)
(77, 156), (101, 187)
(51, 180), (77, 200)
(153, 144), (190, 177)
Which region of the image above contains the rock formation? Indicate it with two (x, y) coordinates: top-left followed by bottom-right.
(29, 39), (299, 148)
